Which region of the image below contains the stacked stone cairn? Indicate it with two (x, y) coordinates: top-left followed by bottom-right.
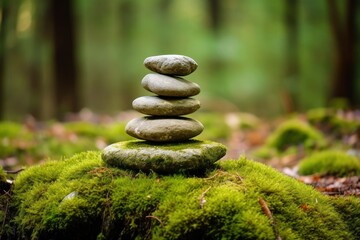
(126, 55), (203, 142)
(102, 55), (226, 175)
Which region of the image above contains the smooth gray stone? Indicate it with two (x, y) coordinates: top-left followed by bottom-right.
(101, 140), (227, 174)
(141, 73), (200, 97)
(125, 116), (204, 142)
(132, 96), (200, 116)
(144, 54), (198, 76)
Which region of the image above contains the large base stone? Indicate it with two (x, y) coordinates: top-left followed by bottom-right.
(101, 140), (226, 174)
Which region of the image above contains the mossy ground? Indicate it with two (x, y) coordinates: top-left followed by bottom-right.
(307, 108), (359, 136)
(298, 150), (360, 177)
(266, 119), (326, 151)
(254, 119), (327, 159)
(1, 151), (358, 239)
(0, 121), (131, 169)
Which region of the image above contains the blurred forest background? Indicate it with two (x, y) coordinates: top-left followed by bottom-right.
(0, 0), (359, 121)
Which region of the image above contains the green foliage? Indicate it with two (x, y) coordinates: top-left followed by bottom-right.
(298, 150), (360, 177)
(2, 152), (358, 239)
(266, 119), (326, 151)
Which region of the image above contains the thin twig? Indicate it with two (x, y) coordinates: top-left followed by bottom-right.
(146, 215), (164, 227)
(204, 172), (220, 180)
(199, 186), (212, 208)
(235, 172), (244, 182)
(259, 197), (281, 240)
(5, 168), (24, 174)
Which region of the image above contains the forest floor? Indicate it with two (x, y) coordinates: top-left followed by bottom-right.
(1, 108), (359, 197)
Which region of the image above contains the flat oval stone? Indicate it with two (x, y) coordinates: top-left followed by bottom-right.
(144, 54), (198, 76)
(125, 116), (204, 142)
(142, 73), (200, 97)
(101, 140), (227, 174)
(132, 96), (200, 116)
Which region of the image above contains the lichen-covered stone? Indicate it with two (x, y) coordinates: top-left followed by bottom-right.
(132, 96), (200, 116)
(102, 140), (226, 174)
(125, 116), (204, 142)
(141, 73), (200, 97)
(144, 54), (198, 76)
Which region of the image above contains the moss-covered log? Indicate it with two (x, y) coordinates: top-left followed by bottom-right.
(1, 151), (359, 239)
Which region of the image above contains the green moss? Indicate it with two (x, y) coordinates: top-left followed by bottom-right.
(0, 166), (6, 183)
(0, 167), (12, 237)
(64, 121), (131, 143)
(331, 196), (360, 238)
(298, 150), (360, 177)
(0, 122), (33, 158)
(2, 153), (358, 239)
(36, 136), (98, 159)
(0, 122), (23, 138)
(307, 108), (359, 136)
(265, 119), (326, 151)
(252, 146), (277, 159)
(64, 122), (104, 138)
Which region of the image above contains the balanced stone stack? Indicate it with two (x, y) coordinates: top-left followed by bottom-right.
(126, 55), (203, 142)
(102, 55), (226, 175)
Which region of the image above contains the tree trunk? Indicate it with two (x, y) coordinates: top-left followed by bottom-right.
(28, 3), (46, 119)
(50, 0), (79, 119)
(327, 0), (358, 107)
(207, 0), (221, 35)
(0, 0), (10, 120)
(282, 0), (299, 113)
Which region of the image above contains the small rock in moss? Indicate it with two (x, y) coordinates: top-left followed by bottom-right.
(102, 140), (226, 174)
(298, 150), (360, 177)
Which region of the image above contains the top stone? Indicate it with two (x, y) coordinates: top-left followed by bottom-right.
(144, 55), (198, 76)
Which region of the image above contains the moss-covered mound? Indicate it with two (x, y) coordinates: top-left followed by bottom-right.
(265, 119), (326, 151)
(254, 119), (327, 159)
(307, 108), (359, 136)
(0, 121), (33, 158)
(2, 151), (359, 239)
(298, 150), (360, 177)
